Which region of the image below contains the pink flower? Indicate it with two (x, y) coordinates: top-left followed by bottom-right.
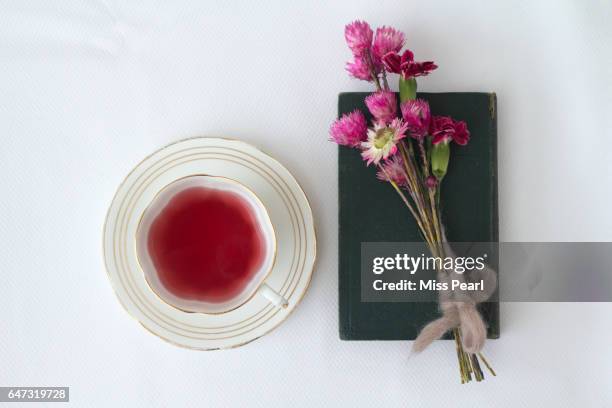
(382, 49), (412, 73)
(425, 175), (438, 189)
(376, 154), (408, 186)
(372, 26), (405, 60)
(430, 116), (454, 144)
(345, 56), (372, 81)
(400, 99), (431, 140)
(329, 110), (368, 147)
(404, 61), (438, 78)
(344, 21), (373, 56)
(365, 91), (397, 125)
(451, 120), (470, 145)
(430, 116), (470, 146)
(361, 118), (408, 165)
(382, 49), (437, 79)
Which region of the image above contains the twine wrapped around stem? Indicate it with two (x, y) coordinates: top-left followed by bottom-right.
(412, 236), (497, 355)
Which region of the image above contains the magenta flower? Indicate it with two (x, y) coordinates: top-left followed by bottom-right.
(451, 120), (470, 145)
(344, 21), (373, 56)
(425, 175), (438, 189)
(345, 56), (372, 81)
(329, 110), (368, 147)
(430, 116), (470, 146)
(404, 61), (438, 78)
(381, 49), (410, 73)
(376, 154), (408, 186)
(365, 91), (397, 125)
(372, 26), (405, 60)
(382, 49), (438, 79)
(400, 99), (431, 140)
(361, 118), (408, 165)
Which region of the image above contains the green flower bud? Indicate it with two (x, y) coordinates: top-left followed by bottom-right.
(431, 142), (450, 180)
(399, 77), (417, 103)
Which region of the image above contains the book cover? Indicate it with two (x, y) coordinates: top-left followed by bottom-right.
(338, 92), (500, 340)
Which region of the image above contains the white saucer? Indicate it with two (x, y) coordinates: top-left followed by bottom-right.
(103, 137), (316, 349)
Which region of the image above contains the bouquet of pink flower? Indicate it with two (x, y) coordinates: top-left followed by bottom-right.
(331, 20), (495, 383)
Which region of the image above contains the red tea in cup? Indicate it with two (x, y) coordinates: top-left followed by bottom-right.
(137, 176), (278, 313)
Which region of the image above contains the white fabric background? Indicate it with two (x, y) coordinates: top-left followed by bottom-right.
(1, 1), (611, 406)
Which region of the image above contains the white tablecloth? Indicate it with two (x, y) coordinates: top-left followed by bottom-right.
(1, 1), (611, 406)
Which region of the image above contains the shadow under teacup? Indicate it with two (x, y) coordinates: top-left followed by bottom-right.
(136, 175), (288, 314)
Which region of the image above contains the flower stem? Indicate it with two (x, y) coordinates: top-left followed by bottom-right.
(365, 51), (382, 91)
(471, 353), (484, 381)
(379, 165), (430, 242)
(478, 353), (496, 376)
(417, 140), (442, 244)
(382, 68), (390, 90)
(399, 142), (436, 244)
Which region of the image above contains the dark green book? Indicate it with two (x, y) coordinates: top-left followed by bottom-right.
(338, 92), (500, 340)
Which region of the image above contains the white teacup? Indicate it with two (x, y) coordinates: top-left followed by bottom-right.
(136, 175), (287, 314)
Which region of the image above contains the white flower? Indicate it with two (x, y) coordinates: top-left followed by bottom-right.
(361, 118), (408, 165)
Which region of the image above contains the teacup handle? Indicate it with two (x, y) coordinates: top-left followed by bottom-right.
(258, 283), (288, 308)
